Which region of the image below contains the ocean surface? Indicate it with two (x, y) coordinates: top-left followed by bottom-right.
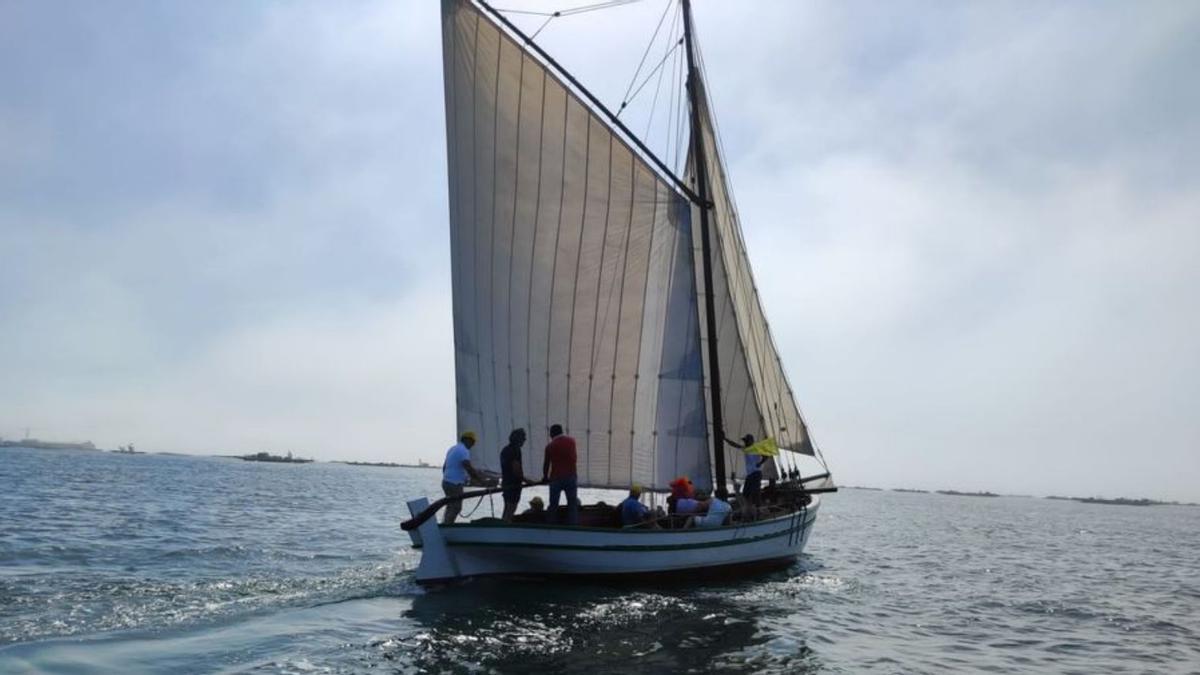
(1, 447), (1197, 674)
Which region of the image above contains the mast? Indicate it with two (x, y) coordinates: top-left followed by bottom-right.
(681, 0), (728, 499)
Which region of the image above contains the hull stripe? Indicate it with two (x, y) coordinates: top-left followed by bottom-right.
(444, 516), (816, 552)
(440, 509), (808, 534)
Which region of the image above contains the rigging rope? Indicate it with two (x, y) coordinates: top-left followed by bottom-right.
(618, 39), (683, 116)
(642, 2), (680, 144)
(617, 0), (675, 115)
(495, 0), (646, 43)
(493, 0), (644, 19)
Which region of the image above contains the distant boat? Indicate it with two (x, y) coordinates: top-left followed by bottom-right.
(239, 451), (314, 464)
(401, 0), (835, 584)
(112, 444), (144, 455)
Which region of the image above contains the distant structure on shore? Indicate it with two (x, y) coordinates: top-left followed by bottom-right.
(239, 451), (313, 464)
(340, 460), (436, 469)
(0, 437), (98, 451)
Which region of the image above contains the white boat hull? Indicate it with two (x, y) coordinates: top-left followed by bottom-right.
(405, 495), (820, 584)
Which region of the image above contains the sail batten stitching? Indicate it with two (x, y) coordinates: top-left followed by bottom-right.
(562, 108), (591, 454)
(544, 88), (571, 456)
(582, 132), (615, 483)
(469, 11), (486, 440)
(605, 153), (637, 486)
(487, 25), (504, 458)
(667, 215), (689, 487)
(505, 50), (527, 445)
(525, 65), (548, 473)
(628, 170), (659, 488)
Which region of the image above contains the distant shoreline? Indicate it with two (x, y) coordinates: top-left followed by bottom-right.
(0, 440), (99, 451)
(936, 490), (999, 498)
(841, 485), (1198, 507)
(336, 460), (437, 469)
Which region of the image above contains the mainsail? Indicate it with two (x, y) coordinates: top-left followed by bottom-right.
(440, 0), (822, 491)
(442, 0), (709, 491)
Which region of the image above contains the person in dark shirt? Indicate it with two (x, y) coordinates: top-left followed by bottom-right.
(499, 428), (528, 523)
(541, 423), (579, 525)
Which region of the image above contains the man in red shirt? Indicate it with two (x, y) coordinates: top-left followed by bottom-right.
(541, 423), (579, 525)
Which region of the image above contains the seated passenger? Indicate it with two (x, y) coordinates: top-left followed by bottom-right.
(669, 476), (695, 500)
(674, 494), (703, 515)
(517, 496), (546, 523)
(690, 494), (733, 528)
(618, 484), (658, 528)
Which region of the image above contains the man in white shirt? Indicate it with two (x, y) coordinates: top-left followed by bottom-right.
(689, 493), (733, 528)
(442, 430), (485, 524)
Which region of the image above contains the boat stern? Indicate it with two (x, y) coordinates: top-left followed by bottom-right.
(405, 498), (457, 582)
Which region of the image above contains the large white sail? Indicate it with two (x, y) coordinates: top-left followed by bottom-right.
(441, 0), (711, 491)
(688, 75), (817, 482)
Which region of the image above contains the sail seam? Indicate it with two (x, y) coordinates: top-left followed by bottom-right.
(667, 212), (688, 483)
(487, 26), (503, 458)
(584, 131), (615, 478)
(445, 1), (460, 376)
(506, 50), (526, 443)
(544, 88), (570, 452)
(605, 151), (637, 486)
(469, 10), (485, 435)
(629, 169), (658, 488)
(562, 111), (591, 440)
(524, 63), (547, 473)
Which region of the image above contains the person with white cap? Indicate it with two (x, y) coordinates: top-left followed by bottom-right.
(441, 430), (485, 524)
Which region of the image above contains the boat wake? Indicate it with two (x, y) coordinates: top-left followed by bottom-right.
(0, 558), (421, 647)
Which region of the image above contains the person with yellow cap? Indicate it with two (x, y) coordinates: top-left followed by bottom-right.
(441, 430), (485, 524)
(618, 484), (657, 528)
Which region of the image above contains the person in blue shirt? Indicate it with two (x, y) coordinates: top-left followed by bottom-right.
(441, 431), (486, 524)
(619, 484), (657, 528)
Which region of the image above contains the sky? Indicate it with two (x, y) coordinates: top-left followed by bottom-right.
(1, 1), (1197, 501)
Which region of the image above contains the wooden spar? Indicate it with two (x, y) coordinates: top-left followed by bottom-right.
(681, 0), (728, 499)
(400, 485), (508, 531)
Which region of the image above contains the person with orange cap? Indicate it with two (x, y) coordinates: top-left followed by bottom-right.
(441, 430), (485, 524)
(668, 476), (695, 500)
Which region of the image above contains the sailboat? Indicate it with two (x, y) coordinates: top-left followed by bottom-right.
(402, 0), (836, 584)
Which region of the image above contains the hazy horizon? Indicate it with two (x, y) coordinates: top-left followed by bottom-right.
(2, 1), (1197, 502)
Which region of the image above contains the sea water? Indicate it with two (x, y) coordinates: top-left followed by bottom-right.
(1, 447), (1197, 673)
